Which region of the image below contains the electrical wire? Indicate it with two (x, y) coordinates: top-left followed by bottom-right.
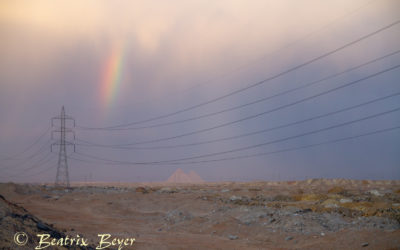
(0, 126), (51, 160)
(69, 0), (377, 116)
(74, 107), (400, 165)
(77, 19), (400, 130)
(157, 125), (400, 165)
(5, 151), (55, 178)
(71, 125), (400, 166)
(0, 139), (53, 170)
(76, 49), (400, 132)
(76, 91), (400, 150)
(76, 63), (400, 147)
(168, 0), (377, 100)
(22, 160), (56, 178)
(19, 152), (74, 179)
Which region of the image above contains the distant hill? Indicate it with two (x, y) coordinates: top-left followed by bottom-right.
(167, 169), (204, 183)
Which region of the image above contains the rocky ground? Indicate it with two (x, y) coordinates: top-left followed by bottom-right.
(0, 193), (95, 249)
(0, 179), (399, 249)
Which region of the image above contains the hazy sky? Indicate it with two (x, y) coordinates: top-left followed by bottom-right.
(0, 0), (399, 183)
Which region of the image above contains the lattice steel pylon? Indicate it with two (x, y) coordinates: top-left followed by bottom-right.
(51, 106), (75, 187)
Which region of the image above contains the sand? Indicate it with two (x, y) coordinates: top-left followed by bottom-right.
(0, 179), (399, 249)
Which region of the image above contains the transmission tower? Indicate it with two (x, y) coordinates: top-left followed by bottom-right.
(51, 106), (75, 187)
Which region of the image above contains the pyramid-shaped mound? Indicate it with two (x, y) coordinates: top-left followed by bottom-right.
(167, 168), (204, 183)
(188, 170), (204, 182)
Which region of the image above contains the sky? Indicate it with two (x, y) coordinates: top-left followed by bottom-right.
(0, 0), (399, 183)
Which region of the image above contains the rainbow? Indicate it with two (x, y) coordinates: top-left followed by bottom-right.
(100, 43), (124, 108)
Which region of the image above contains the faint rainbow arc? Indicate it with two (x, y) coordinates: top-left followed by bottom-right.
(100, 43), (125, 109)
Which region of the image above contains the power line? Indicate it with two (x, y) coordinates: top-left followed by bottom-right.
(71, 125), (400, 166)
(0, 126), (51, 161)
(70, 0), (377, 115)
(78, 19), (400, 130)
(76, 91), (400, 150)
(78, 49), (400, 131)
(0, 138), (53, 171)
(156, 108), (400, 164)
(153, 125), (400, 165)
(77, 63), (400, 147)
(5, 151), (55, 178)
(74, 107), (400, 165)
(166, 0), (377, 100)
(22, 158), (57, 178)
(20, 152), (75, 179)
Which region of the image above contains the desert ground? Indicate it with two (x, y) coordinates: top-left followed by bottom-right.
(1, 179), (400, 249)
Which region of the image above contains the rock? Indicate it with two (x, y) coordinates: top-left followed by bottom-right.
(322, 199), (339, 208)
(285, 236), (293, 241)
(295, 208), (312, 214)
(164, 210), (193, 224)
(135, 187), (148, 194)
(37, 221), (51, 231)
(328, 186), (345, 194)
(339, 198), (353, 204)
(229, 195), (250, 205)
(230, 195), (241, 201)
(228, 235), (239, 240)
(273, 194), (295, 202)
(361, 242), (369, 247)
(159, 187), (175, 194)
(221, 189), (230, 193)
(369, 190), (383, 196)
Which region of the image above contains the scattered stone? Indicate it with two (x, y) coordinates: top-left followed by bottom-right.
(159, 187), (176, 194)
(0, 194), (99, 249)
(320, 232), (325, 236)
(221, 189), (230, 193)
(285, 236), (293, 241)
(36, 221), (51, 231)
(361, 242), (369, 247)
(160, 187), (171, 193)
(322, 199), (339, 208)
(339, 198), (353, 204)
(369, 190), (383, 196)
(295, 208), (312, 214)
(328, 186), (345, 194)
(164, 210), (193, 224)
(230, 195), (241, 202)
(228, 235), (239, 240)
(135, 186), (148, 194)
(273, 194), (295, 202)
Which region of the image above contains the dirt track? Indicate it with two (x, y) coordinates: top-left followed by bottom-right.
(0, 179), (399, 249)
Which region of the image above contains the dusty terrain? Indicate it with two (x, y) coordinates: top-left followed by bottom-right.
(0, 179), (400, 249)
